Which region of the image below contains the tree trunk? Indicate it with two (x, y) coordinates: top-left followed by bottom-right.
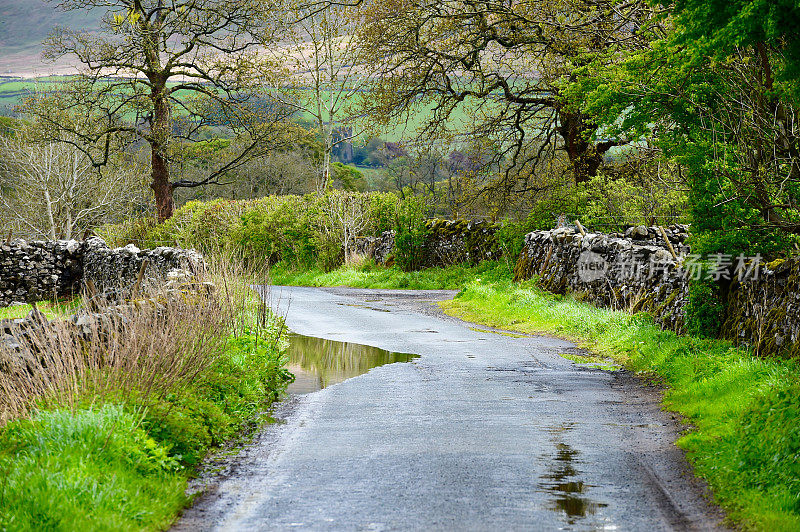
(150, 85), (174, 222)
(557, 109), (607, 185)
(151, 143), (174, 223)
(321, 147), (331, 191)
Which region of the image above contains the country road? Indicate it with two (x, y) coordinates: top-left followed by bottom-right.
(174, 286), (725, 531)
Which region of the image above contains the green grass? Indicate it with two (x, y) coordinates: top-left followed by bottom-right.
(0, 299), (82, 320)
(0, 405), (186, 531)
(270, 260), (513, 290)
(441, 280), (800, 531)
(0, 325), (292, 530)
(0, 277), (293, 530)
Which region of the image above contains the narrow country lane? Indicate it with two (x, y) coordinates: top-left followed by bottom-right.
(174, 287), (725, 531)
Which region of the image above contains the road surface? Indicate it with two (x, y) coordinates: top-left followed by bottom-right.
(175, 286), (724, 531)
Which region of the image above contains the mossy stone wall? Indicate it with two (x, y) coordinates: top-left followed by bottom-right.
(354, 219), (502, 268)
(514, 225), (691, 332)
(720, 257), (800, 357)
(515, 225), (800, 357)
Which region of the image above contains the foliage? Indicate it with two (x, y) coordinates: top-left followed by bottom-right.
(141, 326), (292, 466)
(392, 196), (430, 271)
(232, 195), (320, 268)
(684, 274), (725, 338)
(442, 281), (800, 529)
(356, 0), (658, 199)
(576, 0), (800, 256)
(331, 162), (366, 192)
(579, 154), (689, 231)
(666, 0), (800, 102)
(98, 192), (407, 271)
(94, 216), (158, 249)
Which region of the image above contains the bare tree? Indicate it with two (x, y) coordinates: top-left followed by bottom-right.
(27, 0), (295, 221)
(266, 1), (367, 191)
(319, 190), (370, 261)
(0, 130), (146, 239)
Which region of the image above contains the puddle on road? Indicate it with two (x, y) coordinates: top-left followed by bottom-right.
(286, 333), (419, 394)
(539, 424), (608, 524)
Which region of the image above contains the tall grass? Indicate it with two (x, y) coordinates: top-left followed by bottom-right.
(0, 287), (230, 424)
(0, 257), (293, 530)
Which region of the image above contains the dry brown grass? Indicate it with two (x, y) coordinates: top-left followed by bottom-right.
(0, 255), (274, 426)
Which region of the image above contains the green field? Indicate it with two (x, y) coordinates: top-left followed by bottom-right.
(0, 77), (474, 145)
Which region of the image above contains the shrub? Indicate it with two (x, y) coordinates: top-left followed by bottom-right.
(393, 196), (429, 271)
(367, 193), (400, 236)
(684, 274), (725, 338)
(232, 195), (318, 268)
(95, 217), (157, 248)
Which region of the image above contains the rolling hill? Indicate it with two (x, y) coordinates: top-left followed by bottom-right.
(0, 0), (102, 76)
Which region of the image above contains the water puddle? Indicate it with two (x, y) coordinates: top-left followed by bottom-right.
(286, 333), (419, 394)
(539, 424), (608, 524)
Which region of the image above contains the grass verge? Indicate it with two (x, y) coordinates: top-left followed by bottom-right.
(269, 260), (512, 290)
(442, 280), (800, 531)
(0, 267), (293, 530)
(0, 299), (81, 320)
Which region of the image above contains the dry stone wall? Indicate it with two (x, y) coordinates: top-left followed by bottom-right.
(720, 257), (800, 358)
(514, 225), (800, 357)
(0, 240), (84, 307)
(82, 237), (204, 299)
(0, 237), (204, 307)
(354, 219), (502, 268)
(1, 237), (208, 375)
(514, 225), (691, 332)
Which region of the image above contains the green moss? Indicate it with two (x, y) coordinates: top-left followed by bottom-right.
(766, 258), (787, 270)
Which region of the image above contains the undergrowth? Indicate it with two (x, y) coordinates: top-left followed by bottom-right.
(0, 264), (293, 530)
(442, 280), (800, 531)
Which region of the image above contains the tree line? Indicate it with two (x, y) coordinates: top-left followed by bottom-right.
(0, 0), (797, 261)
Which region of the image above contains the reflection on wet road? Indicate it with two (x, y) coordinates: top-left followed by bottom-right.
(174, 287), (724, 531)
(540, 424), (608, 524)
(286, 333), (418, 394)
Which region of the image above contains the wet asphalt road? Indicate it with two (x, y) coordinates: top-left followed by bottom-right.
(175, 287), (724, 531)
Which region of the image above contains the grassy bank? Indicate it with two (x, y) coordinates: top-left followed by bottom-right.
(269, 260), (512, 290)
(0, 299), (81, 320)
(0, 271), (293, 530)
(442, 280), (800, 530)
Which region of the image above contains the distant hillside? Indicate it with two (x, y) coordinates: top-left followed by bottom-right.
(0, 0), (102, 75)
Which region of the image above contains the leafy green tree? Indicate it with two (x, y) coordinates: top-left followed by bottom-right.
(578, 1), (800, 254)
